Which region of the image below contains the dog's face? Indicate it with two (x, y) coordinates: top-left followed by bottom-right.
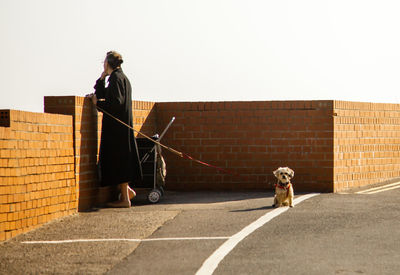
(273, 167), (294, 184)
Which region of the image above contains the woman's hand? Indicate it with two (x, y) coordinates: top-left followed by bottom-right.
(86, 93), (97, 105)
(100, 71), (109, 80)
(91, 94), (98, 105)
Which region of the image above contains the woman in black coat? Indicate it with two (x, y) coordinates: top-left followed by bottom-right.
(90, 51), (142, 208)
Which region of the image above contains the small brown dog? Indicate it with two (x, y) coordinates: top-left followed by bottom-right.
(273, 167), (294, 208)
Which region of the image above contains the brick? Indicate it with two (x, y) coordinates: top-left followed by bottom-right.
(1, 98), (400, 239)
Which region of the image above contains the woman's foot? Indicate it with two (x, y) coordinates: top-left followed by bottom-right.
(128, 187), (136, 200)
(107, 200), (131, 208)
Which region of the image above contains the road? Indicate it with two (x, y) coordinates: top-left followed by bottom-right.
(1, 184), (400, 274)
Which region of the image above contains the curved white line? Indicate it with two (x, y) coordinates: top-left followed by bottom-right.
(356, 181), (400, 194)
(362, 185), (400, 194)
(196, 193), (320, 275)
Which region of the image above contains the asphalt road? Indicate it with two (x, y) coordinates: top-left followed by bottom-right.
(1, 186), (400, 275)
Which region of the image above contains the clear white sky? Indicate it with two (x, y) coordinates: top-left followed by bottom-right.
(1, 0), (400, 112)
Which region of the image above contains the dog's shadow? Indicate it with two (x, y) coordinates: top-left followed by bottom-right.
(230, 205), (274, 213)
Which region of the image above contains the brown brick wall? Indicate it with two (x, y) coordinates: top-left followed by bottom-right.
(44, 96), (157, 211)
(133, 101), (158, 137)
(44, 96), (97, 210)
(156, 101), (334, 192)
(0, 110), (76, 241)
(333, 101), (400, 192)
(3, 97), (400, 242)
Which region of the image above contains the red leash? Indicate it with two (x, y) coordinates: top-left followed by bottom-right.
(96, 106), (244, 178)
(181, 153), (242, 177)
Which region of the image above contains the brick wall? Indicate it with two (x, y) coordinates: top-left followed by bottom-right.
(0, 110), (75, 241)
(44, 96), (157, 210)
(333, 101), (400, 192)
(133, 101), (157, 137)
(45, 96), (97, 210)
(156, 101), (334, 192)
(3, 97), (400, 241)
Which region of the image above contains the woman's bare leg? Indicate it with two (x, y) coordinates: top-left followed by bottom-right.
(128, 186), (136, 200)
(107, 182), (131, 208)
(120, 183), (130, 204)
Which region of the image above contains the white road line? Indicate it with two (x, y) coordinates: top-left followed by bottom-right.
(143, 237), (229, 242)
(21, 236), (230, 244)
(22, 193), (320, 275)
(362, 185), (400, 195)
(356, 181), (400, 194)
(196, 193), (320, 275)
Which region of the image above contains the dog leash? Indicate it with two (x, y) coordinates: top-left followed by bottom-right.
(96, 105), (183, 157)
(95, 105), (244, 178)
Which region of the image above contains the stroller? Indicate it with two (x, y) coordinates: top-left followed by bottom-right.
(130, 117), (175, 203)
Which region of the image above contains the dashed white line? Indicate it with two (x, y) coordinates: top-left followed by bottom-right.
(196, 193), (320, 275)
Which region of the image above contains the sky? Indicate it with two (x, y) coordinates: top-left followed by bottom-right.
(1, 0), (400, 113)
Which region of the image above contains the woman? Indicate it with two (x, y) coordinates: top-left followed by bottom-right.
(89, 51), (142, 208)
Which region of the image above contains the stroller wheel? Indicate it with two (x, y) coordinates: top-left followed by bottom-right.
(148, 189), (162, 204)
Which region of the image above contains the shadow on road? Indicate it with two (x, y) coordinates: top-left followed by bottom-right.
(131, 190), (275, 206)
(230, 205), (274, 212)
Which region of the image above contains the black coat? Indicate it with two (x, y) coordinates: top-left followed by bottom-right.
(94, 68), (142, 186)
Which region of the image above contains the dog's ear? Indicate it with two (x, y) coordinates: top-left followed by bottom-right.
(287, 168), (294, 178)
(273, 168), (280, 177)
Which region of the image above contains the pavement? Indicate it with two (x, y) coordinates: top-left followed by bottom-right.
(0, 182), (400, 274)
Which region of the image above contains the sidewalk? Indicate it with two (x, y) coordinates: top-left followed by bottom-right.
(2, 188), (399, 274)
(0, 192), (181, 274)
(0, 191), (270, 274)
